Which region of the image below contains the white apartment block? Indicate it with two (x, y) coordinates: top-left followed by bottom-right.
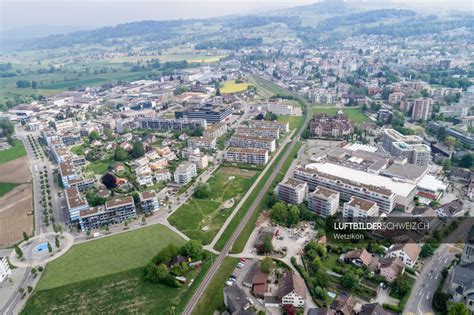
(248, 120), (290, 133)
(308, 187), (340, 217)
(382, 129), (431, 166)
(65, 186), (89, 222)
(235, 127), (280, 140)
(343, 196), (379, 222)
(59, 161), (78, 188)
(189, 152), (208, 169)
(229, 134), (276, 152)
(204, 122), (228, 138)
(0, 257), (11, 283)
(225, 147), (269, 165)
(187, 136), (217, 150)
(174, 162), (197, 185)
(139, 191), (159, 213)
(277, 178), (308, 205)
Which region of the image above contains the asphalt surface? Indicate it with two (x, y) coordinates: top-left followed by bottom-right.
(182, 75), (311, 315)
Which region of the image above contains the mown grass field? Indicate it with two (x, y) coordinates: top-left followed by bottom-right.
(220, 80), (250, 94)
(0, 139), (27, 164)
(86, 159), (114, 175)
(24, 225), (214, 314)
(37, 224), (185, 290)
(311, 107), (371, 124)
(168, 169), (256, 244)
(192, 257), (239, 315)
(277, 115), (303, 130)
(0, 182), (19, 197)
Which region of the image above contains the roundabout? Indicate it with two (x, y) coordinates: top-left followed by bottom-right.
(9, 232), (74, 268)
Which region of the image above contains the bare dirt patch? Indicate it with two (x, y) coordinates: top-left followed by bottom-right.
(219, 167), (257, 178)
(0, 156), (31, 183)
(0, 184), (33, 248)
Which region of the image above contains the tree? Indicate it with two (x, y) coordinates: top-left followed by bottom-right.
(260, 257), (274, 273)
(181, 240), (203, 260)
(340, 272), (359, 290)
(193, 182), (211, 199)
(31, 267), (37, 275)
(47, 242), (52, 253)
(392, 275), (411, 296)
(444, 136), (456, 150)
(448, 302), (469, 315)
(216, 87), (221, 96)
(114, 147), (129, 161)
(88, 131), (100, 141)
(432, 291), (449, 314)
(270, 202), (288, 225)
(101, 173), (117, 189)
(442, 158), (451, 172)
(55, 235), (60, 249)
(14, 244), (23, 258)
(287, 205), (300, 227)
(27, 286), (33, 293)
(23, 232), (29, 242)
(16, 80), (31, 88)
(131, 141), (145, 158)
(145, 262), (169, 283)
(459, 153), (473, 168)
(262, 234), (274, 254)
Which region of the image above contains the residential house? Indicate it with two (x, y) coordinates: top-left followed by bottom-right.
(343, 249), (374, 268)
(377, 257), (405, 283)
(278, 273), (306, 308)
(386, 243), (421, 268)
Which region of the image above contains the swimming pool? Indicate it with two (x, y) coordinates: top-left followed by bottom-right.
(35, 242), (48, 253)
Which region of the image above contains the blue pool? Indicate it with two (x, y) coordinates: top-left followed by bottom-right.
(35, 242), (48, 253)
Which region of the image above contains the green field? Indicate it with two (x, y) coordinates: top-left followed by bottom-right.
(277, 115), (303, 130)
(0, 139), (27, 164)
(168, 169), (256, 244)
(0, 182), (18, 197)
(220, 80), (250, 94)
(23, 225), (215, 314)
(192, 257), (239, 315)
(37, 224), (185, 290)
(86, 159), (114, 175)
(311, 107), (372, 124)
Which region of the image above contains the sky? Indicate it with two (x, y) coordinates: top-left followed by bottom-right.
(0, 0), (472, 33)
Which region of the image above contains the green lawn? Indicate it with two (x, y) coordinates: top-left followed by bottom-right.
(70, 144), (85, 156)
(168, 169), (256, 245)
(37, 224), (185, 290)
(277, 115), (303, 130)
(311, 107), (372, 124)
(0, 139), (27, 164)
(220, 80), (250, 94)
(0, 182), (19, 197)
(23, 255), (215, 314)
(192, 257), (239, 315)
(86, 159), (114, 175)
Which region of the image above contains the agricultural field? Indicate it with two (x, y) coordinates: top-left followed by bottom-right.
(0, 139), (27, 164)
(23, 224), (214, 314)
(168, 167), (257, 244)
(0, 156), (31, 183)
(311, 106), (372, 124)
(220, 80), (250, 94)
(0, 182), (18, 197)
(0, 184), (33, 247)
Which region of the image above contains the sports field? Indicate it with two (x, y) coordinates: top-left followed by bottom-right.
(168, 168), (256, 244)
(220, 80), (250, 94)
(23, 224), (212, 314)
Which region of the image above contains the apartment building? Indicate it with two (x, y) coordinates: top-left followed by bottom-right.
(188, 152), (208, 169)
(225, 147), (269, 165)
(176, 103), (232, 123)
(229, 134), (276, 152)
(65, 186), (89, 222)
(294, 163), (416, 213)
(79, 197), (136, 231)
(59, 161), (77, 188)
(139, 191), (159, 213)
(277, 178), (308, 205)
(308, 187), (340, 217)
(174, 161), (197, 185)
(204, 122), (228, 138)
(139, 117), (207, 132)
(68, 177), (95, 192)
(248, 120), (290, 133)
(411, 98), (432, 121)
(310, 113), (354, 139)
(382, 129), (431, 166)
(187, 136), (217, 150)
(0, 257), (11, 283)
(343, 196), (380, 221)
(235, 127), (280, 140)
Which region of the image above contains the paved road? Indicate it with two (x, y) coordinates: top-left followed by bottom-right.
(183, 75), (311, 315)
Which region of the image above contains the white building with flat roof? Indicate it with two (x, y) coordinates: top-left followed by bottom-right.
(343, 196), (380, 222)
(277, 178), (308, 205)
(0, 257), (11, 283)
(174, 162), (197, 185)
(308, 187), (340, 217)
